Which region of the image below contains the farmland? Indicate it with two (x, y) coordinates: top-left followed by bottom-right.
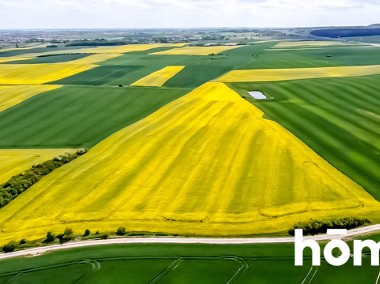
(272, 41), (352, 48)
(0, 241), (379, 283)
(0, 149), (76, 184)
(0, 40), (379, 251)
(218, 64), (380, 82)
(229, 74), (380, 200)
(0, 86), (186, 148)
(0, 82), (378, 244)
(55, 43), (273, 88)
(0, 85), (60, 111)
(150, 45), (240, 55)
(131, 66), (185, 87)
(239, 45), (380, 69)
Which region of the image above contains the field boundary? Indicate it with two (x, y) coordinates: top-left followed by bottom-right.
(1, 223), (380, 260)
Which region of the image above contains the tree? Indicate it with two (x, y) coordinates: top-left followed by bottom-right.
(83, 229), (91, 237)
(101, 234), (109, 239)
(116, 227), (126, 236)
(64, 228), (73, 239)
(44, 232), (56, 243)
(3, 241), (17, 253)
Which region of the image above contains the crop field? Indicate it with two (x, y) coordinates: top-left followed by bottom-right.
(229, 74), (380, 200)
(71, 43), (186, 55)
(2, 53), (91, 64)
(0, 85), (60, 111)
(0, 149), (76, 184)
(0, 86), (187, 148)
(0, 63), (95, 85)
(272, 40), (352, 48)
(55, 43), (273, 88)
(0, 82), (378, 244)
(0, 46), (84, 58)
(151, 45), (240, 55)
(0, 40), (379, 247)
(240, 45), (380, 69)
(0, 44), (184, 85)
(0, 56), (33, 64)
(217, 64), (380, 82)
(0, 242), (379, 283)
(131, 66), (185, 87)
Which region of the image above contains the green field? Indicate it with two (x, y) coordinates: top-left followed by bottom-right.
(0, 241), (379, 284)
(230, 74), (380, 200)
(0, 86), (187, 148)
(240, 45), (380, 69)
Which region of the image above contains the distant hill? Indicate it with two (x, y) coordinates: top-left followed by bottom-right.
(311, 25), (380, 38)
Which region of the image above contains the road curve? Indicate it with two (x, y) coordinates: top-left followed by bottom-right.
(1, 224), (380, 260)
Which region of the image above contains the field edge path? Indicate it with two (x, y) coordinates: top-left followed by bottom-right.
(1, 223), (380, 260)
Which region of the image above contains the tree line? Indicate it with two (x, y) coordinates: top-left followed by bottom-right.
(288, 218), (371, 236)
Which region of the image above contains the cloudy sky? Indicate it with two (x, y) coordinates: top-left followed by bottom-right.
(0, 0), (379, 29)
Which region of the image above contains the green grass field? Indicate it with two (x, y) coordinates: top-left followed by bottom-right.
(0, 242), (378, 284)
(0, 86), (187, 148)
(230, 74), (380, 200)
(240, 45), (380, 69)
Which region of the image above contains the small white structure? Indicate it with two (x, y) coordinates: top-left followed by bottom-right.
(248, 91), (267, 100)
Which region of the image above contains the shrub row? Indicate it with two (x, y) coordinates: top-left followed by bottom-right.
(2, 226), (127, 253)
(288, 218), (371, 236)
(0, 149), (87, 208)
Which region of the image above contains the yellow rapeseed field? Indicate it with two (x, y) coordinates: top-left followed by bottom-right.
(131, 66), (185, 87)
(0, 54), (123, 85)
(273, 41), (350, 48)
(0, 82), (378, 244)
(217, 65), (380, 82)
(0, 63), (95, 85)
(0, 149), (76, 185)
(0, 56), (33, 63)
(151, 45), (241, 55)
(0, 85), (60, 112)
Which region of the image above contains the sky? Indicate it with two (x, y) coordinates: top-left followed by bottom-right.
(0, 0), (379, 29)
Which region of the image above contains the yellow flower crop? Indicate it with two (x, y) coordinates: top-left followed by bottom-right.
(217, 65), (380, 82)
(0, 149), (77, 185)
(131, 66), (185, 87)
(0, 82), (378, 244)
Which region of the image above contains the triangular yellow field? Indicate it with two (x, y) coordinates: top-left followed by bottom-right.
(0, 82), (378, 242)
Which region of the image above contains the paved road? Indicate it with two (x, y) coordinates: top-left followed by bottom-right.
(1, 224), (380, 260)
